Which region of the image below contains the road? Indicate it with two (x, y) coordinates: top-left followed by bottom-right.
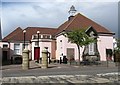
(2, 62), (119, 77)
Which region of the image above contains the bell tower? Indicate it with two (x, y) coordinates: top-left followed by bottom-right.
(68, 5), (77, 20)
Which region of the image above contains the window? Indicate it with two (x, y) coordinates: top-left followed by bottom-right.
(46, 35), (50, 39)
(22, 43), (28, 50)
(89, 43), (94, 55)
(43, 35), (50, 39)
(44, 47), (48, 50)
(14, 44), (20, 54)
(34, 35), (38, 39)
(35, 42), (39, 46)
(33, 34), (41, 39)
(43, 35), (46, 38)
(3, 44), (8, 48)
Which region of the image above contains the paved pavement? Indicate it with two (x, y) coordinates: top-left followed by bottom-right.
(1, 73), (120, 83)
(1, 61), (119, 77)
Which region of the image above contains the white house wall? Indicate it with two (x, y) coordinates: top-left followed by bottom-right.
(10, 43), (14, 58)
(32, 41), (51, 60)
(56, 35), (84, 61)
(10, 43), (23, 56)
(32, 42), (35, 60)
(1, 42), (31, 59)
(0, 42), (9, 48)
(97, 35), (114, 61)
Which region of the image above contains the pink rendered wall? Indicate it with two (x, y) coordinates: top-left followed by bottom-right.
(40, 42), (51, 57)
(97, 36), (114, 61)
(57, 35), (114, 61)
(56, 35), (84, 61)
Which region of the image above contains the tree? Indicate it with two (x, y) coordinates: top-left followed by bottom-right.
(64, 29), (95, 65)
(114, 39), (120, 62)
(114, 39), (120, 53)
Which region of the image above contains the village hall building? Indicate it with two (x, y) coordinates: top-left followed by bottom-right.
(0, 6), (115, 63)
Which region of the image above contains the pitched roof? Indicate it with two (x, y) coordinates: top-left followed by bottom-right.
(2, 27), (57, 42)
(23, 27), (57, 41)
(3, 13), (113, 42)
(2, 27), (23, 42)
(57, 13), (112, 34)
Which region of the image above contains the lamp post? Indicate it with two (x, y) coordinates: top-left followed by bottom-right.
(37, 31), (40, 63)
(37, 31), (40, 47)
(23, 30), (26, 49)
(22, 30), (29, 69)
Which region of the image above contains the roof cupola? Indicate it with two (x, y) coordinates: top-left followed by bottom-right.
(68, 5), (77, 21)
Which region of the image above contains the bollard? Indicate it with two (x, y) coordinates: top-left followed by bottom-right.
(60, 57), (62, 64)
(22, 49), (29, 70)
(42, 49), (48, 68)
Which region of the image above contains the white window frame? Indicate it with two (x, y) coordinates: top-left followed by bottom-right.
(89, 43), (94, 55)
(35, 42), (39, 46)
(14, 43), (20, 55)
(22, 43), (28, 50)
(3, 44), (8, 48)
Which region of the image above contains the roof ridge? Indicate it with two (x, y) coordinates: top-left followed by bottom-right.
(2, 27), (22, 41)
(57, 21), (68, 29)
(8, 30), (23, 41)
(63, 14), (78, 31)
(65, 13), (111, 33)
(78, 13), (111, 33)
(26, 27), (57, 29)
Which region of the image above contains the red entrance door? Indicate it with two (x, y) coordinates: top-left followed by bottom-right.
(34, 47), (40, 60)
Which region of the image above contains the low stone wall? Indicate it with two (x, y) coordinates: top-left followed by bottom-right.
(0, 73), (120, 84)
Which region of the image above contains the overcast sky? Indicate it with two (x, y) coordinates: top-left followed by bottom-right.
(1, 0), (119, 38)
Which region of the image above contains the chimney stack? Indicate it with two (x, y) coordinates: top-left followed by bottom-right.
(68, 15), (74, 21)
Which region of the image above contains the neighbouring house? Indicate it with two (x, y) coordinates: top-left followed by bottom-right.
(1, 27), (57, 62)
(1, 6), (115, 63)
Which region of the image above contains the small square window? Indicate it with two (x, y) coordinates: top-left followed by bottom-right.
(3, 44), (8, 48)
(35, 42), (39, 46)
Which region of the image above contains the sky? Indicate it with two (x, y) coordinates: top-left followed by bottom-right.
(0, 0), (119, 38)
(118, 2), (120, 39)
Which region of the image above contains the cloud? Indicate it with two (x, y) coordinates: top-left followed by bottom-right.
(0, 2), (1, 17)
(1, 1), (118, 38)
(1, 0), (120, 2)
